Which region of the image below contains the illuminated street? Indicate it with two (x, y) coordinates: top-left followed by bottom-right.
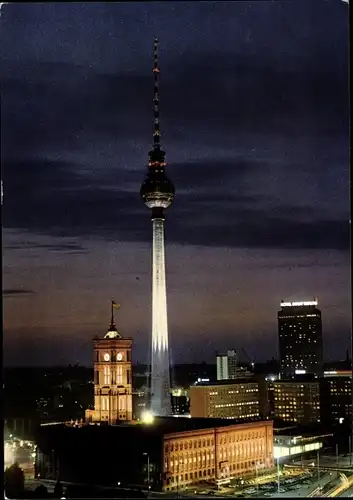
(4, 436), (35, 479)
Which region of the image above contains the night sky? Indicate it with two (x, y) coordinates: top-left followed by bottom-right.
(1, 1), (350, 367)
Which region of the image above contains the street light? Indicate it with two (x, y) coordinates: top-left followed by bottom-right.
(143, 453), (150, 489)
(277, 458), (280, 494)
(141, 411), (154, 425)
(317, 448), (320, 482)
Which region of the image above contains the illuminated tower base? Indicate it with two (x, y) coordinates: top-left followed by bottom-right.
(151, 215), (171, 415)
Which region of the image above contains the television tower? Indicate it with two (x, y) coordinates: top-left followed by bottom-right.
(140, 39), (175, 416)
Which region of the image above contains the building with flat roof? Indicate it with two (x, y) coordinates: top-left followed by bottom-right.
(273, 434), (325, 460)
(189, 380), (260, 420)
(217, 350), (237, 380)
(272, 377), (320, 425)
(278, 300), (323, 378)
(35, 417), (274, 491)
(320, 375), (352, 426)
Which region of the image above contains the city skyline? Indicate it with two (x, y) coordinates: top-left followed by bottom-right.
(1, 2), (350, 366)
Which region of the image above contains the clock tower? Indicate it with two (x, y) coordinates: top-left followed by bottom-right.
(85, 302), (133, 424)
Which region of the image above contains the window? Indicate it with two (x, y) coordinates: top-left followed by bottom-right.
(104, 366), (110, 385)
(117, 366), (123, 385)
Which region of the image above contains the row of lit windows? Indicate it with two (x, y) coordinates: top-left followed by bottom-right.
(167, 459), (269, 485)
(169, 443), (266, 463)
(214, 402), (259, 408)
(208, 387), (258, 395)
(165, 431), (267, 453)
(279, 314), (320, 319)
(211, 413), (260, 419)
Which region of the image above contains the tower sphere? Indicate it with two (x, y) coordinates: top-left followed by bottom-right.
(140, 166), (175, 209)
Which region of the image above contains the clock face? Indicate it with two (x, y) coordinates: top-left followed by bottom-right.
(117, 352), (123, 361)
(103, 353), (110, 362)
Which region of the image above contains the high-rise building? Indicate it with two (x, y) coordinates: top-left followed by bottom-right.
(140, 39), (175, 416)
(272, 377), (321, 425)
(278, 300), (323, 378)
(190, 380), (260, 419)
(85, 302), (133, 423)
(216, 350), (237, 380)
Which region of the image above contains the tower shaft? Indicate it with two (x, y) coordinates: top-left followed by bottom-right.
(151, 216), (172, 415)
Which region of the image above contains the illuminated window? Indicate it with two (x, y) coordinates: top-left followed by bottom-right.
(104, 366), (110, 385)
(117, 366), (123, 385)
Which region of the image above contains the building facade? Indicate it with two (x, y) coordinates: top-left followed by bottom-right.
(35, 418), (273, 491)
(272, 378), (320, 425)
(320, 374), (352, 425)
(278, 300), (323, 378)
(217, 350), (237, 380)
(85, 304), (133, 424)
(163, 420), (274, 490)
(190, 380), (260, 420)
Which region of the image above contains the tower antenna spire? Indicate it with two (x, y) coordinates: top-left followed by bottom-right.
(153, 38), (161, 151)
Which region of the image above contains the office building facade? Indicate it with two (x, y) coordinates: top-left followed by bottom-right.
(217, 350), (237, 380)
(272, 378), (320, 425)
(278, 300), (323, 378)
(320, 373), (352, 425)
(190, 380), (260, 419)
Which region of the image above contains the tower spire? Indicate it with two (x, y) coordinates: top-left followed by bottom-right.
(149, 38), (166, 166)
(153, 38), (161, 150)
(110, 299), (116, 330)
(105, 300), (121, 339)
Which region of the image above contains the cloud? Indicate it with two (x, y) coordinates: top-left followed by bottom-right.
(3, 288), (35, 297)
(0, 5), (348, 252)
(2, 157), (349, 251)
(4, 241), (87, 252)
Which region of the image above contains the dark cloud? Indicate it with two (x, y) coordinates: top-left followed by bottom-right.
(1, 2), (348, 253)
(5, 242), (86, 252)
(3, 289), (35, 297)
(2, 157), (349, 250)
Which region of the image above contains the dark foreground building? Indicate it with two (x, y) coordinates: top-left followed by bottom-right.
(35, 417), (274, 491)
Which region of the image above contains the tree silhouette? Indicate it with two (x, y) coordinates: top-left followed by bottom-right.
(34, 484), (49, 498)
(54, 480), (63, 498)
(4, 462), (25, 498)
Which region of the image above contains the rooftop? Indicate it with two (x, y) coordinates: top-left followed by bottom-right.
(37, 416), (271, 443)
(191, 378), (256, 387)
